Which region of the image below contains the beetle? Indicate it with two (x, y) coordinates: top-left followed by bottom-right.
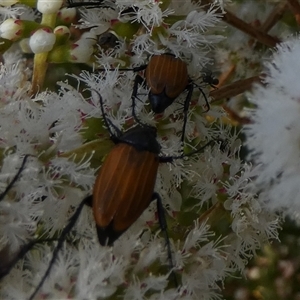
(133, 54), (191, 114)
(91, 89), (211, 246)
(116, 53), (210, 143)
(129, 54), (210, 114)
(27, 91), (220, 300)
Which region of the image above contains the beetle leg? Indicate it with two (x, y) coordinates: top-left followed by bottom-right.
(153, 192), (178, 287)
(199, 87), (210, 113)
(131, 64), (147, 72)
(193, 83), (210, 113)
(0, 154), (31, 202)
(84, 195), (93, 207)
(106, 118), (123, 139)
(0, 237), (58, 281)
(28, 198), (89, 300)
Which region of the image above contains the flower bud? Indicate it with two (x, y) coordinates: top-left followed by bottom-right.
(57, 7), (77, 25)
(53, 26), (70, 46)
(37, 0), (63, 14)
(70, 39), (94, 63)
(80, 31), (97, 46)
(29, 28), (56, 53)
(0, 19), (22, 41)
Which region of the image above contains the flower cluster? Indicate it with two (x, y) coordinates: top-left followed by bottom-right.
(245, 36), (300, 219)
(0, 0), (282, 299)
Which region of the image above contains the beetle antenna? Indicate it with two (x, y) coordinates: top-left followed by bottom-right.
(28, 198), (89, 300)
(131, 75), (149, 127)
(0, 154), (31, 201)
(92, 90), (122, 140)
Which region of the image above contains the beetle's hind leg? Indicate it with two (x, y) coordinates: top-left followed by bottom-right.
(153, 192), (178, 287)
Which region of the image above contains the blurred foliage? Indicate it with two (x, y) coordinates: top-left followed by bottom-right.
(223, 217), (300, 300)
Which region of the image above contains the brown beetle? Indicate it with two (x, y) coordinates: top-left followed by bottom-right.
(131, 54), (192, 115)
(127, 54), (210, 142)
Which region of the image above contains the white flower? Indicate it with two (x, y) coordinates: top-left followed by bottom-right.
(0, 5), (29, 20)
(70, 38), (94, 63)
(122, 0), (173, 33)
(0, 18), (21, 40)
(244, 36), (300, 217)
(0, 0), (283, 299)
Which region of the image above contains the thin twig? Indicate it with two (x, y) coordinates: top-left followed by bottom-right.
(216, 65), (236, 87)
(200, 1), (281, 47)
(222, 9), (281, 47)
(287, 0), (300, 26)
(210, 75), (262, 102)
(260, 2), (288, 32)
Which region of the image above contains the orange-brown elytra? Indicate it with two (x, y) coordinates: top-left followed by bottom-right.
(91, 126), (161, 245)
(131, 54), (193, 115)
(144, 54), (190, 114)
